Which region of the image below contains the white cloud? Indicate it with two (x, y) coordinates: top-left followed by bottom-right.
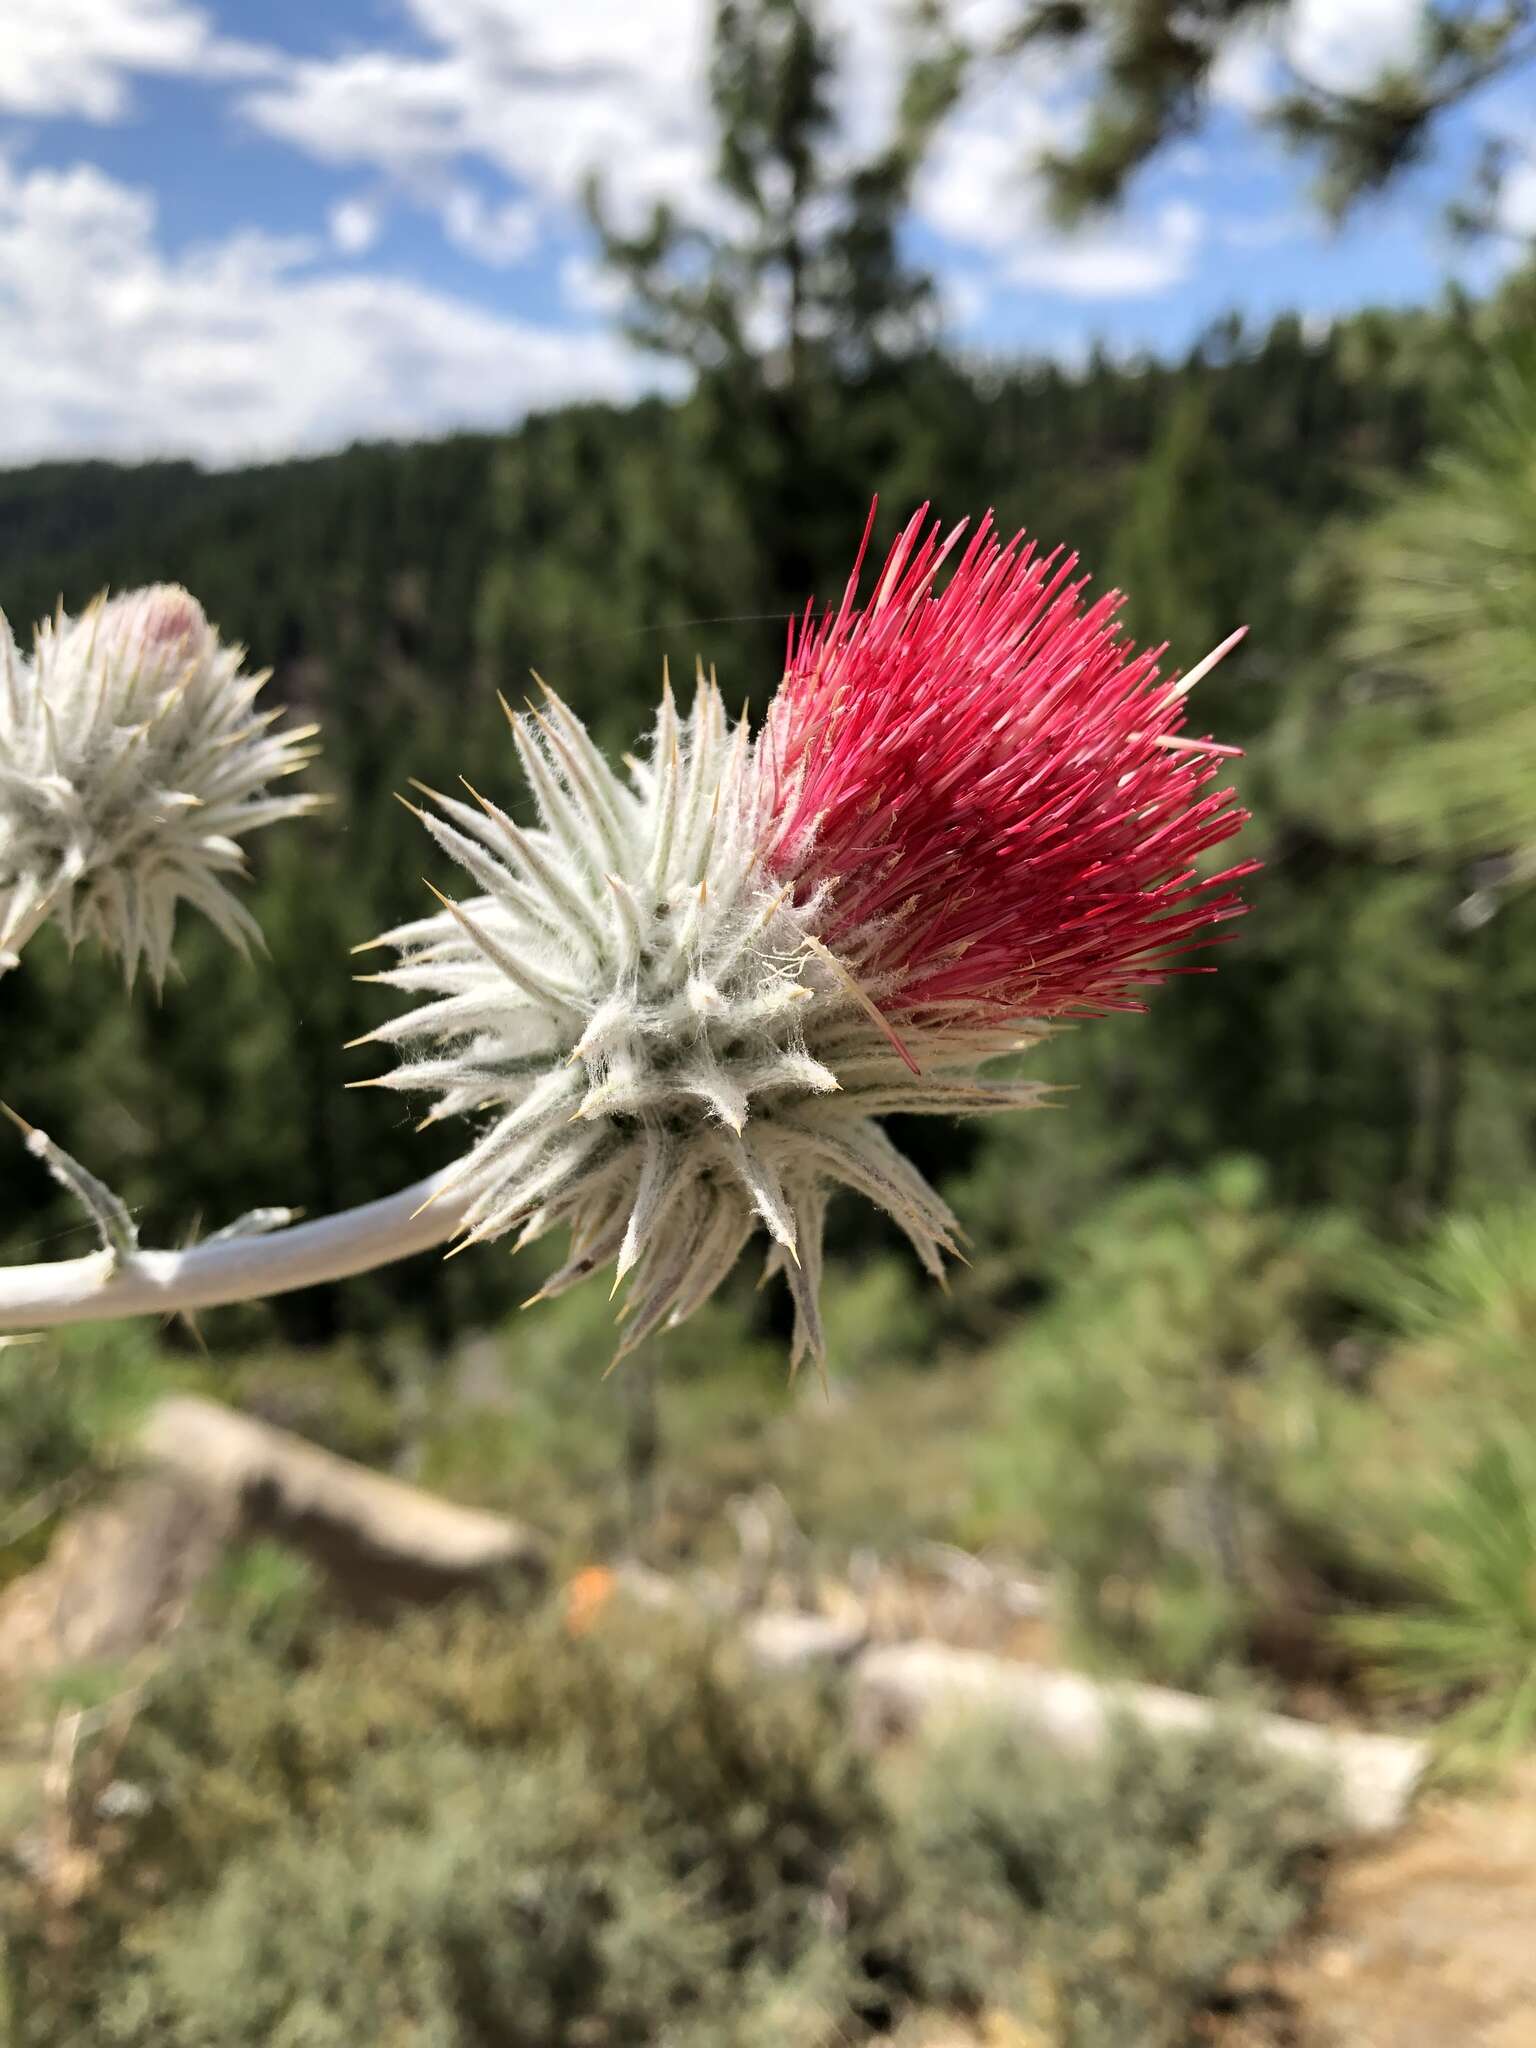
(1501, 156), (1536, 238)
(559, 252), (628, 317)
(1006, 202), (1206, 298)
(0, 157), (665, 467)
(240, 1), (716, 233)
(328, 196), (384, 256)
(917, 72), (1077, 244)
(236, 0), (1102, 290)
(1287, 0), (1424, 96)
(1208, 31), (1277, 114)
(1162, 141), (1213, 179)
(939, 269), (991, 331)
(1218, 208), (1307, 250)
(920, 87), (1204, 300)
(0, 0), (277, 121)
(1211, 0), (1425, 113)
(440, 186), (539, 266)
(229, 0), (1223, 313)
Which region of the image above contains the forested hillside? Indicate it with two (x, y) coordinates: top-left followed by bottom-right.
(3, 300), (1533, 1343)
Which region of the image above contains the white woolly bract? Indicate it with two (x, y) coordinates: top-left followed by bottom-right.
(0, 587), (319, 985)
(362, 675), (1049, 1370)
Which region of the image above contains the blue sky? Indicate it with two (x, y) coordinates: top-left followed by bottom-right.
(1, 0), (1532, 467)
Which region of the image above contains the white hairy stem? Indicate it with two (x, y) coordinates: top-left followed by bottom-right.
(0, 1169), (468, 1331)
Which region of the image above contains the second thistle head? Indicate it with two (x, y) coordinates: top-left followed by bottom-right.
(0, 586), (319, 984)
(363, 505), (1253, 1369)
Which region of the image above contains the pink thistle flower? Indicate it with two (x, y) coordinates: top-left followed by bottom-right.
(376, 503), (1256, 1369)
(753, 503), (1254, 1024)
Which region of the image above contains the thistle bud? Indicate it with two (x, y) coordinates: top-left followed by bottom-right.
(0, 586), (319, 985)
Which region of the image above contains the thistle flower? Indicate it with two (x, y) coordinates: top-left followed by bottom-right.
(0, 586), (319, 984)
(365, 507), (1251, 1370)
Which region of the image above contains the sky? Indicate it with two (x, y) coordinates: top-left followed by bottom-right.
(1, 0), (1533, 469)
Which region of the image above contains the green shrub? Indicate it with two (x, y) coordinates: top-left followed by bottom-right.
(98, 1746), (805, 2048)
(4, 1597), (1340, 2047)
(972, 1161), (1389, 1688)
(1340, 1426), (1536, 1759)
(817, 1257), (943, 1376)
(0, 1346), (106, 1588)
(0, 1350), (92, 1513)
(895, 1714), (1334, 2048)
(1372, 1199), (1536, 1407)
(13, 1602), (908, 2045)
(1, 1322), (190, 1565)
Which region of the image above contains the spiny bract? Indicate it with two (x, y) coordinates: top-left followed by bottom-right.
(0, 587), (318, 986)
(363, 508), (1250, 1371)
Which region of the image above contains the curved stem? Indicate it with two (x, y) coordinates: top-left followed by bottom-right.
(0, 1169), (469, 1331)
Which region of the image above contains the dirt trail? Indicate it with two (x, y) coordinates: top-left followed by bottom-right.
(1226, 1764), (1536, 2048)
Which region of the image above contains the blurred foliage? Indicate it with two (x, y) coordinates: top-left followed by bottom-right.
(0, 1351), (93, 1514)
(926, 1), (1536, 231)
(895, 1713), (1332, 2048)
(1321, 1203), (1536, 1760)
(0, 1348), (97, 1585)
(585, 0), (951, 604)
(411, 1266), (982, 1567)
(8, 1180), (1536, 2039)
(972, 1161), (1390, 1688)
(0, 1324), (176, 1586)
(1386, 1200), (1536, 1375)
(1336, 341), (1536, 880)
(1, 1598), (1334, 2047)
(1340, 1428), (1536, 1763)
(968, 1164), (1536, 1744)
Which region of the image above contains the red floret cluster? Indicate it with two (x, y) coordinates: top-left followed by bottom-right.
(754, 504), (1255, 1020)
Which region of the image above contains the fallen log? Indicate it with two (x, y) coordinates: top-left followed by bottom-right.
(851, 1639), (1429, 1838)
(136, 1396), (550, 1613)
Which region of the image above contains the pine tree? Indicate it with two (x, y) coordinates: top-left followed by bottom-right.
(586, 0), (950, 598)
(923, 0), (1536, 231)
